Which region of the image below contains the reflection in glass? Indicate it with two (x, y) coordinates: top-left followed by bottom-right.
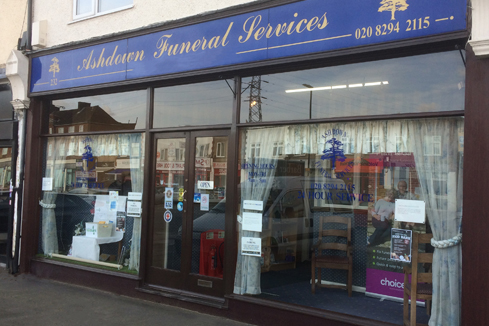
(234, 117), (464, 324)
(39, 133), (145, 273)
(98, 0), (132, 12)
(76, 0), (92, 15)
(240, 51), (465, 123)
(152, 138), (186, 271)
(0, 147), (11, 263)
(191, 136), (228, 277)
(0, 84), (13, 120)
(154, 81), (233, 128)
(51, 90), (146, 134)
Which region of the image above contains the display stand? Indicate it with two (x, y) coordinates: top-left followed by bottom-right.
(71, 232), (123, 261)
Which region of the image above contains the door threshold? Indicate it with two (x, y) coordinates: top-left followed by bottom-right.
(137, 284), (228, 309)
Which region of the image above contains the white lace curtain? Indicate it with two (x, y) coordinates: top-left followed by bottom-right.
(42, 133), (145, 272)
(235, 118), (463, 326)
(234, 127), (285, 295)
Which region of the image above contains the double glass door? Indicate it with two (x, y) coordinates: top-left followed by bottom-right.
(147, 130), (229, 296)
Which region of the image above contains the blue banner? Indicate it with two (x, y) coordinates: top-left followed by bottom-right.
(31, 0), (466, 93)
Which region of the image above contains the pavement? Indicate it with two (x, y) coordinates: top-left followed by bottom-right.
(0, 266), (252, 326)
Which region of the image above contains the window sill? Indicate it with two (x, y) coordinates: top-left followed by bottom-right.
(70, 4), (134, 25)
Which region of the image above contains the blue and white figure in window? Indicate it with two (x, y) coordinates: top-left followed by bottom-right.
(82, 137), (95, 172)
(321, 137), (347, 169)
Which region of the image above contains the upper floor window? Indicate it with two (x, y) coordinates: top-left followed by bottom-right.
(216, 142), (226, 158)
(74, 0), (133, 20)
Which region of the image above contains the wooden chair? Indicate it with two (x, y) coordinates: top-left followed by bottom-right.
(311, 216), (352, 296)
(403, 232), (433, 326)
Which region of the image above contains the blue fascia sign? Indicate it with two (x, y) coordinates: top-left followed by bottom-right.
(30, 0), (466, 93)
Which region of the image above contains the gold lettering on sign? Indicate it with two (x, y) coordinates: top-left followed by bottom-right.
(77, 46), (145, 71)
(239, 12), (329, 44)
(153, 22), (234, 59)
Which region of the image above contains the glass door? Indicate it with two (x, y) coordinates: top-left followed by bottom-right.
(147, 130), (229, 296)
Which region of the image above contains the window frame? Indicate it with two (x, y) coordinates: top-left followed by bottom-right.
(216, 142), (226, 158)
(73, 0), (133, 21)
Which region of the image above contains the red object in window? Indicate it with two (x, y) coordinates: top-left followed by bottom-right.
(199, 229), (225, 278)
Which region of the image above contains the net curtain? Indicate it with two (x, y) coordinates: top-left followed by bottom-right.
(234, 127), (286, 295)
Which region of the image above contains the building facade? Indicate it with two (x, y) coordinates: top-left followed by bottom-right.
(0, 0), (28, 270)
(11, 0), (489, 325)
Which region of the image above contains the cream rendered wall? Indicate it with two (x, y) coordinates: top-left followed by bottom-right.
(0, 0), (27, 66)
(33, 0), (257, 48)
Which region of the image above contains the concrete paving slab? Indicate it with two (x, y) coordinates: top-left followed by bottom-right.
(0, 267), (253, 326)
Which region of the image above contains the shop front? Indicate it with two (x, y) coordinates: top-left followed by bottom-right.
(22, 0), (480, 325)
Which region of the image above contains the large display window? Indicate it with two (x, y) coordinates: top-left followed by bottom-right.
(39, 90), (146, 274)
(39, 133), (144, 273)
(235, 117), (463, 324)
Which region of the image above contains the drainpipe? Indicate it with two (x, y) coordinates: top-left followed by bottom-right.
(26, 0), (33, 52)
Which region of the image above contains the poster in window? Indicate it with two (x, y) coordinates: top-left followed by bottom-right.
(116, 212), (126, 232)
(390, 228), (412, 262)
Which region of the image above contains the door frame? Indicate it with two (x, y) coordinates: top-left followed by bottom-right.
(145, 129), (231, 297)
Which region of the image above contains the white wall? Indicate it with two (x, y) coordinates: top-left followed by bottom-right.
(0, 0), (27, 65)
(33, 0), (257, 48)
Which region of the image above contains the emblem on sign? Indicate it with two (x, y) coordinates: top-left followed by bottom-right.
(164, 210), (172, 223)
(49, 57), (60, 86)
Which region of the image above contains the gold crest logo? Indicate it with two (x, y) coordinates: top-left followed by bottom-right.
(378, 0), (409, 21)
(49, 57), (60, 86)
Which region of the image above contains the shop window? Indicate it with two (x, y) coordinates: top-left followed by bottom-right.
(73, 0), (133, 20)
(235, 117), (463, 325)
(39, 133), (145, 275)
(240, 51), (465, 123)
(154, 80), (233, 129)
(50, 90), (146, 135)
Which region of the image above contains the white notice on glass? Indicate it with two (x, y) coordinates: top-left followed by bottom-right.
(42, 178), (53, 191)
(242, 212), (262, 232)
(243, 200), (263, 211)
(128, 192), (142, 201)
(395, 199), (426, 224)
(197, 181), (214, 190)
(201, 194), (210, 211)
(241, 237), (261, 257)
(127, 201), (142, 217)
